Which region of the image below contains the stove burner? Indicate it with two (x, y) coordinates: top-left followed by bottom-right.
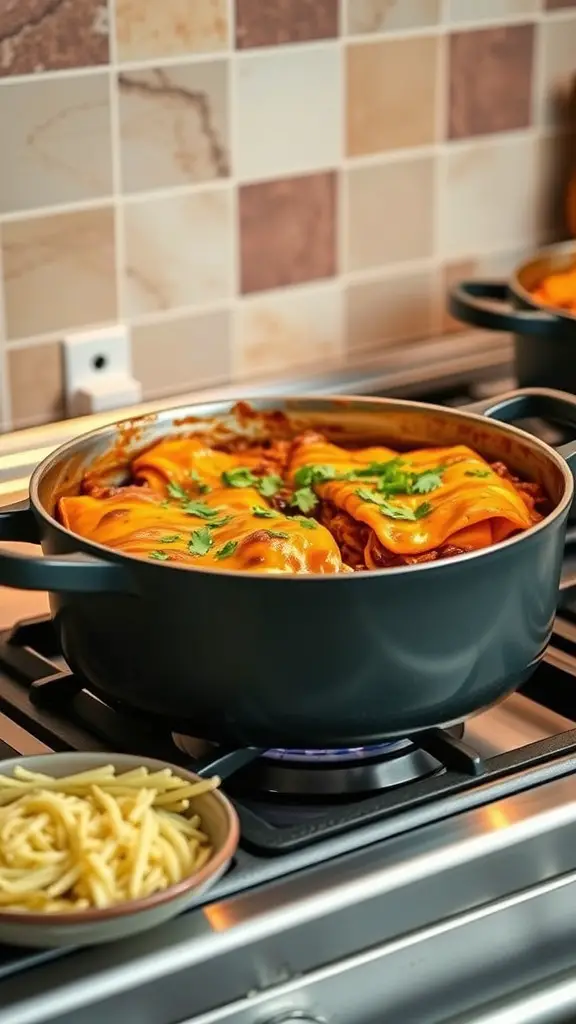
(173, 734), (443, 796)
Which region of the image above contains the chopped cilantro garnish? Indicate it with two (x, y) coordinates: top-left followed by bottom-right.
(159, 534), (181, 543)
(258, 474), (283, 498)
(291, 487), (319, 514)
(189, 469), (210, 493)
(188, 527), (214, 556)
(221, 467), (258, 488)
(215, 540), (238, 560)
(465, 469), (491, 478)
(167, 480), (188, 500)
(148, 550), (170, 561)
(183, 500), (222, 519)
(251, 506), (278, 519)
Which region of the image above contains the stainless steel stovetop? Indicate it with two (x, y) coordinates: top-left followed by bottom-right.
(3, 355), (576, 1024)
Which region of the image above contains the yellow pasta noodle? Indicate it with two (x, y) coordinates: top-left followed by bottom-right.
(0, 765), (219, 913)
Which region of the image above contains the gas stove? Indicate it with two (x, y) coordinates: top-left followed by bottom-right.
(2, 608), (576, 1024)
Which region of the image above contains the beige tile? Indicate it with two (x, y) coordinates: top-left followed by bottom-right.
(345, 157), (435, 271)
(446, 0), (539, 22)
(132, 309), (231, 399)
(235, 282), (342, 379)
(118, 61), (229, 193)
(345, 0), (441, 35)
(7, 342), (64, 429)
(346, 36), (438, 156)
(439, 136), (540, 259)
(537, 14), (576, 127)
(345, 269), (438, 354)
(123, 188), (234, 317)
(0, 73), (112, 216)
(2, 208), (117, 341)
(236, 45), (341, 182)
(115, 0), (228, 61)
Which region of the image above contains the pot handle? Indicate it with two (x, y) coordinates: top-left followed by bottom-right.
(0, 500), (136, 594)
(465, 387), (576, 470)
(448, 280), (563, 336)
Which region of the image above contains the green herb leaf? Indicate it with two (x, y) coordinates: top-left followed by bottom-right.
(149, 550), (170, 561)
(188, 527), (214, 556)
(251, 506), (278, 519)
(355, 487), (432, 521)
(379, 500), (433, 521)
(167, 480), (188, 500)
(351, 458), (405, 479)
(291, 487), (319, 514)
(293, 464), (337, 488)
(160, 499), (170, 509)
(207, 514), (234, 528)
(159, 534), (181, 543)
(183, 500), (222, 519)
(221, 467), (258, 488)
(265, 530), (289, 539)
(294, 516), (317, 529)
(258, 474), (283, 498)
(215, 540), (238, 560)
(465, 469), (491, 478)
(189, 469), (210, 494)
(410, 470), (444, 495)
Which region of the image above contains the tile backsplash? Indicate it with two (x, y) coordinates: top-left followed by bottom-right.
(0, 0), (575, 429)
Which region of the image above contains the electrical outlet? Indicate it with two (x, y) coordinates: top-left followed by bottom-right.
(62, 326), (142, 417)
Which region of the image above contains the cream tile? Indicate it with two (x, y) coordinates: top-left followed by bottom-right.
(439, 136), (539, 259)
(0, 73), (112, 215)
(2, 208), (117, 341)
(235, 44), (341, 181)
(346, 36), (439, 156)
(537, 14), (576, 127)
(118, 61), (229, 193)
(345, 269), (438, 354)
(345, 0), (441, 35)
(7, 342), (64, 429)
(235, 283), (342, 379)
(115, 0), (228, 61)
(132, 309), (231, 399)
(446, 0), (539, 21)
(345, 157), (435, 271)
(123, 188), (234, 317)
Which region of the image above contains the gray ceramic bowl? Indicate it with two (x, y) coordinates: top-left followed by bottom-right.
(0, 751), (239, 948)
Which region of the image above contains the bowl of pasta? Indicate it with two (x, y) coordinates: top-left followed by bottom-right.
(0, 752), (239, 948)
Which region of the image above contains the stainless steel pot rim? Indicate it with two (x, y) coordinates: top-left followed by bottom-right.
(28, 393), (575, 582)
(511, 238), (576, 322)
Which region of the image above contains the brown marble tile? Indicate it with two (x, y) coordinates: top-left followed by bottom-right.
(346, 36), (438, 156)
(2, 207), (117, 340)
(115, 0), (228, 62)
(235, 0), (338, 49)
(448, 25), (535, 140)
(545, 0), (576, 8)
(7, 341), (64, 428)
(239, 172), (336, 295)
(0, 0), (109, 78)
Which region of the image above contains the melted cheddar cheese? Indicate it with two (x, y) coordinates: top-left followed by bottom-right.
(57, 426), (546, 575)
(58, 485), (342, 575)
(288, 436), (540, 561)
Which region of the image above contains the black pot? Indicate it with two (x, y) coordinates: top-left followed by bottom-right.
(449, 240), (576, 393)
(0, 390), (574, 749)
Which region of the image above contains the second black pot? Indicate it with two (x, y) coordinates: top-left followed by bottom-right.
(449, 240), (576, 394)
